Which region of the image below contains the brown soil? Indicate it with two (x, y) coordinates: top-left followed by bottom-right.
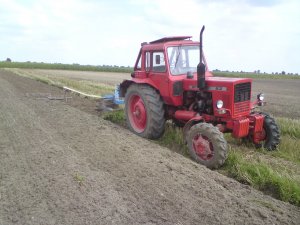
(0, 69), (299, 225)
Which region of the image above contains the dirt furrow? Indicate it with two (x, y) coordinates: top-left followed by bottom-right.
(0, 70), (299, 225)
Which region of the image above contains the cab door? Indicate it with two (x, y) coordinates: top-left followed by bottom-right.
(148, 51), (170, 102)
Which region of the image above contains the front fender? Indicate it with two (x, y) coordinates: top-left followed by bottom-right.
(183, 116), (203, 140)
(119, 80), (133, 97)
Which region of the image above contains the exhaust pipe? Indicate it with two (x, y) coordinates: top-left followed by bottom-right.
(197, 25), (206, 89)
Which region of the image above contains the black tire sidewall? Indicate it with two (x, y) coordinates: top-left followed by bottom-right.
(262, 113), (280, 150)
(125, 84), (165, 139)
(187, 123), (228, 169)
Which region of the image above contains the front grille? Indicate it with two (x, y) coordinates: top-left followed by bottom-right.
(234, 101), (250, 115)
(234, 82), (251, 115)
(234, 82), (251, 103)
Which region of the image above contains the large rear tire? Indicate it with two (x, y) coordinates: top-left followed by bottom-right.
(125, 84), (165, 139)
(187, 123), (228, 169)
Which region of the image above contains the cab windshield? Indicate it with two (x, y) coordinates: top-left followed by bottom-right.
(167, 45), (199, 75)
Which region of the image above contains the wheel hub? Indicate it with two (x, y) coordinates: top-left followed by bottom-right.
(192, 134), (214, 161)
(129, 95), (147, 133)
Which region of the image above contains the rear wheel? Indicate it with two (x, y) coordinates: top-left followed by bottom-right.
(256, 113), (280, 150)
(125, 84), (165, 139)
(187, 123), (228, 169)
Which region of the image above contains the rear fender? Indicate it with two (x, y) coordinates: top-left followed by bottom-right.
(119, 78), (159, 97)
(119, 80), (133, 97)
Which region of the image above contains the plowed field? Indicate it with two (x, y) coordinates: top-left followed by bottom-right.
(0, 70), (299, 225)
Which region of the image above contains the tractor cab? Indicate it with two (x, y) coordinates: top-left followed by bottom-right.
(133, 36), (208, 76)
(130, 36), (214, 106)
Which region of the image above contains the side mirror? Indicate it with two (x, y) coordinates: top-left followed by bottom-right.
(155, 55), (160, 64)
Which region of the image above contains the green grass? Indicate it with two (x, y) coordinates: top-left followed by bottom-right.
(269, 136), (300, 164)
(103, 110), (127, 126)
(223, 150), (300, 206)
(156, 124), (189, 156)
(213, 71), (300, 79)
(0, 61), (133, 73)
(73, 173), (85, 186)
(277, 117), (300, 138)
(268, 117), (300, 164)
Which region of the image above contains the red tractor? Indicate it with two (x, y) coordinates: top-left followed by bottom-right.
(119, 26), (280, 169)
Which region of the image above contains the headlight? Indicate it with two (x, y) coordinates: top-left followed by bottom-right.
(216, 100), (223, 109)
(257, 93), (264, 101)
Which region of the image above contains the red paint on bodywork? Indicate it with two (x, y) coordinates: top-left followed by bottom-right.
(249, 113), (265, 144)
(174, 110), (197, 121)
(232, 117), (250, 138)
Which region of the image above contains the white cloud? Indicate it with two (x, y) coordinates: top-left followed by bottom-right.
(0, 0), (299, 73)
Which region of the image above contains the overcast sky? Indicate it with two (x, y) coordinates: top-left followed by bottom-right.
(0, 0), (299, 73)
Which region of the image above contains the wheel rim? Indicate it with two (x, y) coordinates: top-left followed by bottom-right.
(128, 94), (147, 133)
(192, 133), (214, 161)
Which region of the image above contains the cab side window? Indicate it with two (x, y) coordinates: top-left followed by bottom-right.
(136, 54), (142, 70)
(145, 52), (151, 72)
(152, 52), (166, 72)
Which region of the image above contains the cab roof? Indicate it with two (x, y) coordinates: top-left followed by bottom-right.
(141, 36), (198, 51)
(149, 36), (192, 44)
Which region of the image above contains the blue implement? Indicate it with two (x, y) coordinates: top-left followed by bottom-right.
(102, 85), (124, 105)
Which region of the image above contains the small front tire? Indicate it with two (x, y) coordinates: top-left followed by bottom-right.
(256, 113), (280, 150)
(187, 123), (228, 169)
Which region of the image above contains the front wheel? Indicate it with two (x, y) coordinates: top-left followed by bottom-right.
(187, 123), (228, 169)
(125, 84), (165, 139)
(256, 113), (280, 150)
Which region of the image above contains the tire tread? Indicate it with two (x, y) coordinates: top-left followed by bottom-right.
(187, 123), (228, 169)
(125, 84), (165, 139)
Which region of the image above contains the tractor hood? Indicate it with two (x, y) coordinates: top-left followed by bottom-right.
(181, 76), (253, 118)
(182, 76), (252, 91)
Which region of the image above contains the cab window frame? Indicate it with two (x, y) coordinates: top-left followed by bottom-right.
(152, 51), (166, 73)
